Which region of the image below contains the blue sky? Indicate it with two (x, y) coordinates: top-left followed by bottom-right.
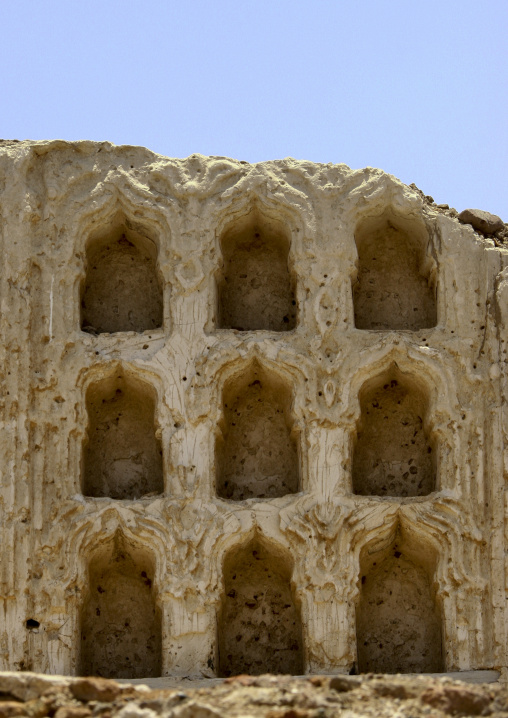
(2, 0), (507, 217)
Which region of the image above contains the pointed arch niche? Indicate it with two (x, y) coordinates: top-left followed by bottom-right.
(218, 535), (304, 676)
(81, 210), (163, 334)
(356, 524), (443, 673)
(83, 368), (163, 500)
(352, 363), (437, 497)
(80, 532), (161, 678)
(353, 211), (437, 330)
(217, 207), (297, 331)
(216, 360), (300, 500)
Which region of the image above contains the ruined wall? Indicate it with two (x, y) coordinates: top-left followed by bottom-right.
(0, 140), (507, 678)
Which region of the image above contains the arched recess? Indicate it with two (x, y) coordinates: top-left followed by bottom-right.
(356, 521), (443, 673)
(80, 531), (161, 678)
(82, 367), (163, 499)
(217, 206), (297, 331)
(218, 534), (304, 676)
(353, 210), (437, 330)
(216, 359), (300, 500)
(352, 363), (437, 497)
(81, 209), (163, 334)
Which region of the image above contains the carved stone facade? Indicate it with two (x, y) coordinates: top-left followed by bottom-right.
(0, 140), (506, 678)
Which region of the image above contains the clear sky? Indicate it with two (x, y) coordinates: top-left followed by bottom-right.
(2, 0), (507, 217)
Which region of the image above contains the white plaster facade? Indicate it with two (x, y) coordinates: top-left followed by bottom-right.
(0, 140), (506, 678)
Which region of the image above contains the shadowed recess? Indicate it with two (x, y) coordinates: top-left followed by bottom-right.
(217, 209), (296, 331)
(356, 526), (443, 674)
(80, 534), (161, 679)
(352, 365), (436, 497)
(81, 212), (163, 334)
(353, 212), (437, 330)
(216, 361), (299, 500)
(218, 537), (304, 677)
(83, 370), (163, 500)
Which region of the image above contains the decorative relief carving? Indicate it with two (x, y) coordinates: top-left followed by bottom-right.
(0, 142), (505, 678)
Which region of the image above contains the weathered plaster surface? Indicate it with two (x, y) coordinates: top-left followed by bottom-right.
(0, 140), (506, 677)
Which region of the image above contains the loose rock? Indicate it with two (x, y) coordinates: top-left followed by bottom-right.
(70, 678), (121, 703)
(458, 208), (504, 234)
(0, 672), (506, 718)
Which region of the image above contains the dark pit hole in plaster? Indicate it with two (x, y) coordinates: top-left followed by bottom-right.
(83, 371), (163, 500)
(25, 619), (40, 629)
(352, 365), (436, 497)
(217, 210), (296, 331)
(216, 361), (299, 500)
(218, 537), (303, 677)
(81, 214), (163, 334)
(353, 214), (436, 330)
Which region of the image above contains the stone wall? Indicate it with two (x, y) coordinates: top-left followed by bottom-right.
(0, 140), (507, 678)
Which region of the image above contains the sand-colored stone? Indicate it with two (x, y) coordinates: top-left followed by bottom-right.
(0, 670), (505, 718)
(0, 140), (507, 679)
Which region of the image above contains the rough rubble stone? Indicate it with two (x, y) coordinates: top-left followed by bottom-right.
(458, 207), (504, 234)
(70, 678), (122, 703)
(53, 708), (91, 718)
(0, 672), (506, 718)
(0, 674), (73, 702)
(420, 684), (492, 715)
(0, 703), (27, 718)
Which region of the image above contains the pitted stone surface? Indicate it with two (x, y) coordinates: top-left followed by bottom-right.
(0, 141), (507, 679)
